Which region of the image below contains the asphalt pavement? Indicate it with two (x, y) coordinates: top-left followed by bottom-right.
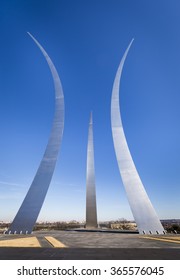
(0, 230), (180, 260)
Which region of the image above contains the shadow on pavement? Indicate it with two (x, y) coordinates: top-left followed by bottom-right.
(0, 248), (179, 260)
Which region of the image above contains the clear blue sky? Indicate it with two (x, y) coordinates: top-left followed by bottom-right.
(0, 0), (179, 222)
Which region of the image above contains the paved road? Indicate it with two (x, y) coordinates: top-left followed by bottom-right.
(0, 230), (180, 259)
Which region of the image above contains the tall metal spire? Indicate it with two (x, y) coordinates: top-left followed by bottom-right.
(111, 40), (165, 234)
(86, 112), (98, 228)
(7, 33), (64, 234)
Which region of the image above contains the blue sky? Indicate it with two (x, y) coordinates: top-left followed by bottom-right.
(0, 0), (179, 222)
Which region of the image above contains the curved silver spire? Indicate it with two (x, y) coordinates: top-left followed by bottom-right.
(111, 40), (164, 234)
(7, 33), (64, 234)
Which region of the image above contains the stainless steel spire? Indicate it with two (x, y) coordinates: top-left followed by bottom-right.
(86, 112), (98, 228)
(7, 33), (64, 234)
(111, 40), (165, 234)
